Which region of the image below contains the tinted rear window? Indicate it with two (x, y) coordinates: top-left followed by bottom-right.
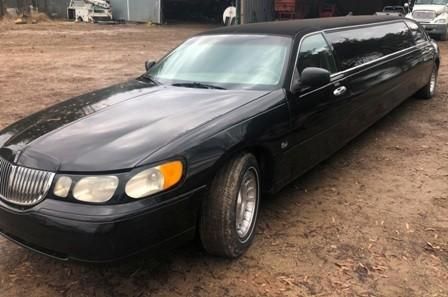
(326, 22), (414, 71)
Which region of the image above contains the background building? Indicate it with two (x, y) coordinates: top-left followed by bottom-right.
(1, 0), (413, 23)
(1, 0), (69, 18)
(106, 0), (303, 24)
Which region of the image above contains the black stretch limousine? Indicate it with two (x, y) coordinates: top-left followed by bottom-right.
(0, 16), (440, 261)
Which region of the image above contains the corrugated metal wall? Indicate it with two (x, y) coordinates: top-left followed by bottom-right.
(241, 0), (274, 24)
(129, 0), (160, 22)
(109, 0), (161, 23)
(2, 0), (69, 17)
(109, 0), (127, 20)
(39, 0), (70, 18)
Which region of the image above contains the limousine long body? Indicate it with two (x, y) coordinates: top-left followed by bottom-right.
(0, 16), (439, 262)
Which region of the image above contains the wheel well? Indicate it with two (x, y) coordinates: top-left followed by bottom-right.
(240, 147), (275, 193)
(208, 146), (276, 195)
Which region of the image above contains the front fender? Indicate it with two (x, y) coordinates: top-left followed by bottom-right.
(138, 89), (291, 194)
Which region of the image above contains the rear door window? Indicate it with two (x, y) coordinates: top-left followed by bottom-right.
(325, 22), (414, 71)
(297, 33), (337, 74)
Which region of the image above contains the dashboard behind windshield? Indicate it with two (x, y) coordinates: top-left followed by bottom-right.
(147, 34), (292, 91)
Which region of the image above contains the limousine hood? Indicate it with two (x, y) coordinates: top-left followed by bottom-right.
(0, 80), (270, 172)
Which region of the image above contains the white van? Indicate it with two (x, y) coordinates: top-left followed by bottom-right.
(407, 0), (448, 40)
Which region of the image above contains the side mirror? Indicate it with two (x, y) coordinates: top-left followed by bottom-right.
(292, 67), (331, 93)
(145, 60), (156, 71)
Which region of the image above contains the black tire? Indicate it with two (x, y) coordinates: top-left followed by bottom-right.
(416, 64), (438, 100)
(200, 153), (261, 258)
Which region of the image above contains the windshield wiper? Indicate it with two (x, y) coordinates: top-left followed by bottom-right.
(172, 82), (227, 90)
(140, 74), (161, 85)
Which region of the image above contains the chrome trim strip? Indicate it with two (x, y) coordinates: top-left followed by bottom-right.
(329, 45), (419, 78)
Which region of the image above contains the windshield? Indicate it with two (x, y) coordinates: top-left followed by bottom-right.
(147, 34), (292, 90)
(415, 0), (448, 5)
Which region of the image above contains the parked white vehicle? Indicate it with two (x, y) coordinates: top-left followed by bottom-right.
(407, 0), (448, 40)
(67, 0), (112, 23)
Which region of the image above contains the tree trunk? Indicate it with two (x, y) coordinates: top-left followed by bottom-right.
(0, 0), (5, 17)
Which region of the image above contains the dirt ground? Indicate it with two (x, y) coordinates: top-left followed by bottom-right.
(0, 21), (447, 297)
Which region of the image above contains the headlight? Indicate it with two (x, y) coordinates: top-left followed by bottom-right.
(73, 176), (119, 203)
(125, 161), (183, 199)
(434, 17), (447, 24)
(53, 176), (73, 198)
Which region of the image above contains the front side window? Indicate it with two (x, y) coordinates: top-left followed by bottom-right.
(147, 34), (292, 90)
(406, 20), (428, 44)
(326, 22), (414, 71)
(297, 33), (337, 74)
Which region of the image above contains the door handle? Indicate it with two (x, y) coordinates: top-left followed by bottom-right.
(333, 86), (347, 97)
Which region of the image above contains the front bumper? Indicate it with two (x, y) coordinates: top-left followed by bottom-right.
(0, 187), (205, 262)
(421, 23), (447, 35)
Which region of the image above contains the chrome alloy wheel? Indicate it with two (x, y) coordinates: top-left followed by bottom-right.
(430, 67), (437, 96)
(235, 167), (259, 241)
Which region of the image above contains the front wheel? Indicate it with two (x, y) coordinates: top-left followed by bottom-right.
(416, 64), (438, 100)
(200, 153), (261, 258)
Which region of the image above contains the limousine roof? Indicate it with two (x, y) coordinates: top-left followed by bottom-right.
(201, 15), (403, 38)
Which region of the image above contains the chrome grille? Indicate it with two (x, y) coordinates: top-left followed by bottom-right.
(0, 157), (55, 206)
(412, 10), (436, 21)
